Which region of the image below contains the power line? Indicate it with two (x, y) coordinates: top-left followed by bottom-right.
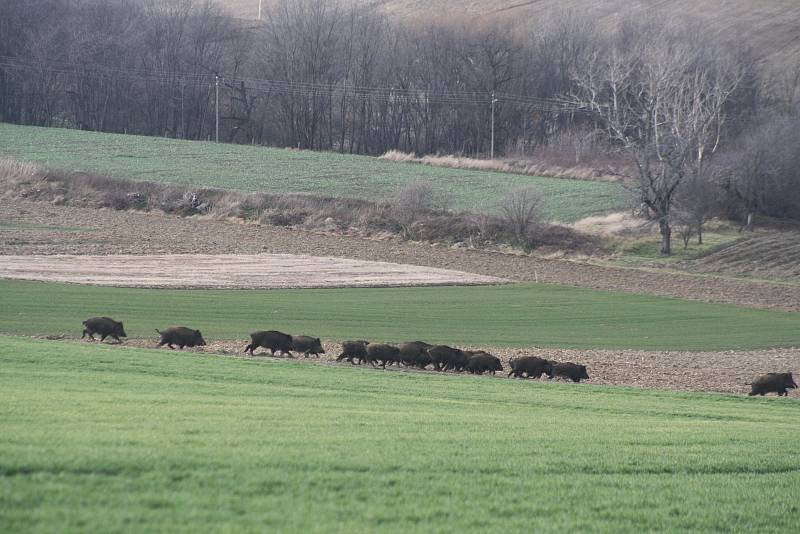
(0, 55), (587, 112)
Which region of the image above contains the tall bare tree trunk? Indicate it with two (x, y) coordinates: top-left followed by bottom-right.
(659, 218), (672, 255)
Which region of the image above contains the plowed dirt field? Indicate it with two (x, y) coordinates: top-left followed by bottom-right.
(3, 199), (800, 311)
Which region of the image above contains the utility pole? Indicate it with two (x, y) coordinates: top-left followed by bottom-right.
(258, 0), (262, 20)
(490, 92), (498, 160)
(215, 74), (220, 143)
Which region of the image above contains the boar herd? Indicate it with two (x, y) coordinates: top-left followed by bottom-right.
(80, 316), (797, 396)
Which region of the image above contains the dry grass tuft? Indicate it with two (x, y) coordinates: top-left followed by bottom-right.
(379, 151), (629, 183)
(571, 212), (652, 237)
(0, 158), (42, 185)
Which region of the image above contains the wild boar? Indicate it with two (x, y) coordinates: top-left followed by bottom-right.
(366, 343), (400, 368)
(244, 330), (293, 356)
(292, 335), (325, 358)
(427, 345), (469, 372)
(82, 316), (127, 343)
(508, 356), (552, 379)
(399, 341), (433, 368)
(156, 326), (206, 349)
(465, 352), (503, 375)
(748, 372), (798, 396)
(336, 340), (369, 364)
(549, 362), (589, 383)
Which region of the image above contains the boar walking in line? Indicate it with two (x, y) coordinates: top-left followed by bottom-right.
(337, 340), (369, 364)
(508, 356), (552, 379)
(549, 362), (589, 383)
(156, 327), (206, 349)
(292, 336), (325, 358)
(465, 352), (503, 375)
(366, 343), (401, 368)
(244, 330), (293, 356)
(748, 372), (797, 396)
(427, 345), (469, 372)
(399, 341), (433, 369)
(82, 317), (127, 343)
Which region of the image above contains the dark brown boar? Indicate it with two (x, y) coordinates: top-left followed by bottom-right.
(399, 341), (433, 368)
(244, 330), (293, 356)
(508, 356), (552, 379)
(549, 362), (589, 383)
(292, 336), (325, 358)
(748, 372), (797, 396)
(337, 340), (369, 364)
(465, 352), (503, 375)
(82, 317), (127, 343)
(156, 327), (206, 349)
(427, 345), (469, 372)
(366, 343), (400, 368)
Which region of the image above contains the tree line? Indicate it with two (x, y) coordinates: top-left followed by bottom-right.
(1, 0), (799, 253)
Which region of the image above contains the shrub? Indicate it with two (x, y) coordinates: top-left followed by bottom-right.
(497, 186), (544, 250)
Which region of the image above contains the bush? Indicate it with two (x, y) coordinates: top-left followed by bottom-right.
(496, 186), (544, 250)
(390, 181), (451, 237)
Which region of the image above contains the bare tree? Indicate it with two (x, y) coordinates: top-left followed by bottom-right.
(718, 114), (800, 228)
(674, 172), (719, 246)
(497, 186), (543, 249)
(569, 21), (742, 254)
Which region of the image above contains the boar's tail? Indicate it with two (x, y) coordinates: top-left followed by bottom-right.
(155, 329), (163, 335)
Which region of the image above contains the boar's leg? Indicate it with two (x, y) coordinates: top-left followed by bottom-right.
(82, 330), (94, 340)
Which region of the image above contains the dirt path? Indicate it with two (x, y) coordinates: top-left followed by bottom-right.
(52, 337), (800, 396)
(0, 253), (505, 288)
(3, 199), (800, 311)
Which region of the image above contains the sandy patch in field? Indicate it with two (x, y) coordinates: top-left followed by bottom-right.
(62, 338), (800, 396)
(0, 254), (507, 289)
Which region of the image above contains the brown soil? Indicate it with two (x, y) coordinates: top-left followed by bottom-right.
(3, 199), (800, 311)
(0, 254), (505, 289)
(60, 338), (800, 397)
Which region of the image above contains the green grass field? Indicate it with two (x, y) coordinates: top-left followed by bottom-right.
(0, 123), (626, 221)
(3, 279), (799, 351)
(1, 336), (798, 532)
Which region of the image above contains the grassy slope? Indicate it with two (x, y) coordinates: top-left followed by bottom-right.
(2, 279), (799, 351)
(1, 336), (799, 532)
(0, 123), (625, 222)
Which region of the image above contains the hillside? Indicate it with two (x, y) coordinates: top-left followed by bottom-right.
(219, 0), (800, 70)
(0, 124), (626, 221)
